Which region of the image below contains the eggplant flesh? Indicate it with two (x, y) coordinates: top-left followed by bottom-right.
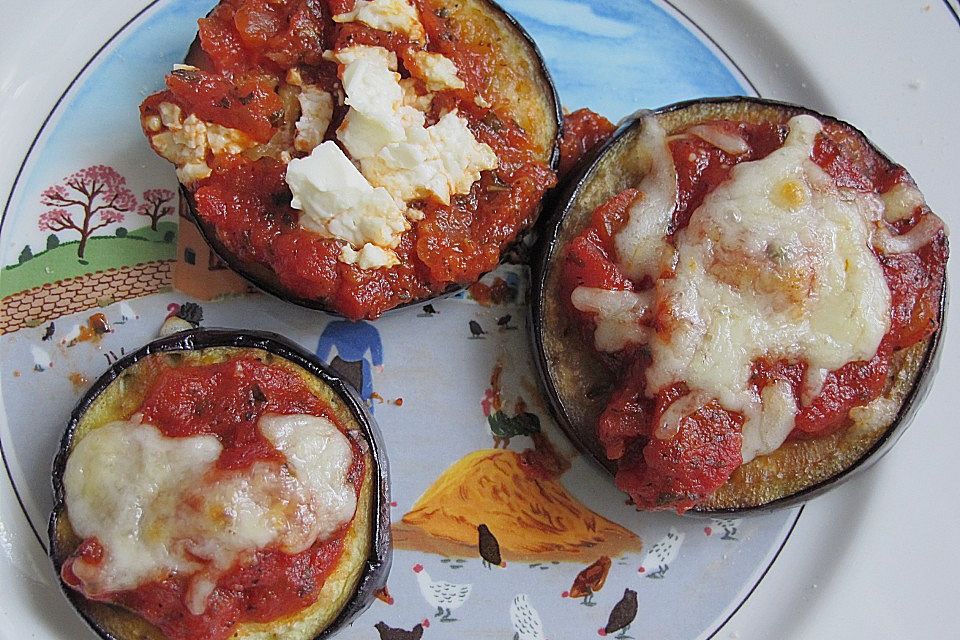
(180, 0), (562, 317)
(49, 329), (391, 640)
(532, 96), (947, 513)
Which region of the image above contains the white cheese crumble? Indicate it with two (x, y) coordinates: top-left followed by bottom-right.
(63, 413), (356, 613)
(400, 77), (434, 112)
(333, 0), (425, 42)
(410, 50), (466, 92)
(286, 141), (407, 269)
(295, 85), (334, 153)
(335, 46), (412, 156)
(360, 111), (499, 204)
(335, 45), (498, 206)
(147, 101), (255, 184)
(286, 45), (496, 269)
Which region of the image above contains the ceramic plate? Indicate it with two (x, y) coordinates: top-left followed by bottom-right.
(1, 2), (958, 639)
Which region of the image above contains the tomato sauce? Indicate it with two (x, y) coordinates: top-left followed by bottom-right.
(140, 0), (556, 320)
(62, 356), (365, 640)
(558, 108), (617, 180)
(561, 118), (948, 511)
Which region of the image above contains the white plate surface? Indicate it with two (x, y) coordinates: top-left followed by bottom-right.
(1, 2), (958, 639)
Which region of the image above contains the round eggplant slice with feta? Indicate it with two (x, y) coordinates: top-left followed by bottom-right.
(49, 329), (391, 640)
(142, 0), (560, 320)
(532, 97), (948, 513)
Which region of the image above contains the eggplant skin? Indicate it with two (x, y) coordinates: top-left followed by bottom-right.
(49, 329), (392, 640)
(532, 96), (948, 514)
(182, 0), (562, 317)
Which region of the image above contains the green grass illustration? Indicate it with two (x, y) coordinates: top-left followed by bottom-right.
(1, 222), (177, 297)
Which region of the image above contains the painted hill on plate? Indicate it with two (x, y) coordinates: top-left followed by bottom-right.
(394, 449), (641, 561)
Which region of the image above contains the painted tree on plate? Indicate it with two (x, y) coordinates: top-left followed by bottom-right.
(137, 188), (175, 230)
(38, 165), (136, 258)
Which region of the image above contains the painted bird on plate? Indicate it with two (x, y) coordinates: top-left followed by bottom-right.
(31, 345), (53, 372)
(468, 320), (487, 338)
(478, 524), (503, 568)
(41, 322), (55, 341)
(707, 517), (742, 541)
(564, 556), (611, 606)
(638, 527), (685, 579)
(374, 619), (428, 640)
(599, 588), (637, 639)
(510, 593), (547, 640)
(488, 397), (541, 448)
(413, 564), (471, 622)
(421, 304), (438, 316)
(497, 314), (517, 330)
(160, 302), (204, 337)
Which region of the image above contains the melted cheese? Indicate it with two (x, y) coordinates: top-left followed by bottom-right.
(740, 381), (796, 463)
(873, 212), (944, 255)
(881, 181), (925, 222)
(613, 116), (678, 282)
(641, 115), (892, 461)
(687, 124), (750, 156)
(64, 414), (356, 612)
(259, 414), (359, 544)
(570, 287), (651, 352)
(64, 418), (221, 596)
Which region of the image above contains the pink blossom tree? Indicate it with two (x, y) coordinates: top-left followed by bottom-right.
(38, 165), (136, 259)
(137, 188), (176, 231)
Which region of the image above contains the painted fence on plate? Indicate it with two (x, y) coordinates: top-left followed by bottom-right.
(0, 260), (172, 335)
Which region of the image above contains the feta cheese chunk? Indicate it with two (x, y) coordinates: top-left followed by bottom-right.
(361, 112), (499, 204)
(333, 0), (425, 42)
(335, 47), (413, 156)
(286, 141), (408, 269)
(410, 50), (466, 92)
(147, 100), (255, 184)
(400, 77), (434, 112)
(334, 45), (499, 206)
(339, 243), (400, 270)
(295, 85), (334, 152)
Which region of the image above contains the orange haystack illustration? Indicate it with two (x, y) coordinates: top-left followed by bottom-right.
(394, 449), (642, 561)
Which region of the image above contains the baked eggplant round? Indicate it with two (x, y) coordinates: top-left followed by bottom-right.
(532, 97), (948, 514)
(49, 329), (391, 640)
(141, 0), (561, 320)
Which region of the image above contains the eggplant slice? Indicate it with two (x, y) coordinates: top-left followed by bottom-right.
(181, 0), (562, 316)
(49, 329), (391, 640)
(532, 97), (947, 513)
